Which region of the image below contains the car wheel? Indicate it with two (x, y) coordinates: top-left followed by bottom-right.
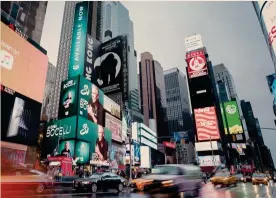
(36, 184), (45, 194)
(117, 183), (124, 192)
(91, 183), (97, 193)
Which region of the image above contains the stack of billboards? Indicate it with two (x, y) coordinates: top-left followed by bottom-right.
(1, 21), (48, 166)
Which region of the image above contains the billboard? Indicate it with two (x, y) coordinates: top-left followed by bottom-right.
(194, 106), (220, 141)
(105, 113), (122, 142)
(220, 104), (228, 134)
(68, 1), (88, 78)
(133, 141), (141, 165)
(140, 146), (151, 168)
(163, 141), (176, 149)
(261, 1), (276, 57)
(75, 140), (90, 164)
(186, 50), (208, 78)
(1, 22), (48, 103)
(92, 35), (128, 101)
(198, 155), (221, 167)
(59, 76), (80, 119)
(231, 143), (246, 155)
(195, 141), (221, 152)
(266, 73), (276, 93)
(224, 101), (243, 134)
(103, 95), (121, 118)
(173, 131), (189, 143)
(1, 85), (42, 146)
(184, 34), (204, 52)
(110, 144), (126, 170)
(58, 139), (75, 158)
(139, 123), (158, 150)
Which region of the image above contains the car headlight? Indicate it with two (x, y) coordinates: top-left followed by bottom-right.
(82, 181), (90, 184)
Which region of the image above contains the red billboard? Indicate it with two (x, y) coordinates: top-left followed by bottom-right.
(163, 141), (176, 149)
(186, 50), (208, 78)
(194, 106), (220, 141)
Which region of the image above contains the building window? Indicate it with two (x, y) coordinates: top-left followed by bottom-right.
(105, 4), (111, 30)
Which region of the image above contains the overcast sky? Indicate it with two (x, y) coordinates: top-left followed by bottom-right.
(41, 1), (276, 163)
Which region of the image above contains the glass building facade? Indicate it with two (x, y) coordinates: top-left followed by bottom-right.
(1, 1), (47, 44)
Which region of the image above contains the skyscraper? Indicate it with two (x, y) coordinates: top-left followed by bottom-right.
(213, 63), (237, 99)
(164, 68), (193, 134)
(101, 2), (140, 114)
(50, 2), (102, 119)
(1, 1), (48, 44)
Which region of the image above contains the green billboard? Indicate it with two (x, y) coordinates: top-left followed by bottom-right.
(59, 76), (80, 119)
(224, 101), (243, 134)
(220, 104), (228, 135)
(75, 140), (90, 164)
(58, 139), (75, 158)
(68, 2), (88, 78)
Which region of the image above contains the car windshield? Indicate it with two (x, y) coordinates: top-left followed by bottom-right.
(215, 171), (230, 177)
(89, 173), (104, 179)
(253, 173), (266, 178)
(151, 166), (180, 175)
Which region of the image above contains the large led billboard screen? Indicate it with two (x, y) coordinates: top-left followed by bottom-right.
(105, 113), (122, 142)
(1, 22), (48, 103)
(194, 106), (220, 141)
(186, 50), (208, 79)
(223, 101), (243, 134)
(1, 85), (41, 146)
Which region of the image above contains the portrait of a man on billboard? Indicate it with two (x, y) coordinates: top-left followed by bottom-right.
(95, 125), (109, 162)
(61, 141), (71, 157)
(62, 91), (74, 116)
(87, 84), (104, 126)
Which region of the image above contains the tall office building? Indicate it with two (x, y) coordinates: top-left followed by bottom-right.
(50, 2), (102, 119)
(101, 2), (140, 115)
(213, 64), (237, 99)
(1, 1), (47, 44)
(41, 62), (56, 121)
(216, 80), (230, 102)
(164, 68), (193, 134)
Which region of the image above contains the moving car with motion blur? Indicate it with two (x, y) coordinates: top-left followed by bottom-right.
(130, 164), (202, 197)
(252, 173), (269, 185)
(1, 168), (54, 195)
(235, 173), (246, 183)
(73, 172), (126, 193)
(210, 170), (237, 187)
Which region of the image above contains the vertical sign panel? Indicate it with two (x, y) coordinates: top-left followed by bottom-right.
(223, 101), (243, 134)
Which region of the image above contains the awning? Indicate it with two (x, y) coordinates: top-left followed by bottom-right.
(49, 161), (60, 166)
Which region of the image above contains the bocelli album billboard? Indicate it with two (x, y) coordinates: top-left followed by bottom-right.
(92, 35), (128, 101)
(1, 84), (41, 146)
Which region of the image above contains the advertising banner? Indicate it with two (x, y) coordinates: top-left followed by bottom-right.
(103, 95), (121, 119)
(59, 76), (80, 119)
(195, 141), (221, 152)
(92, 35), (128, 101)
(261, 1), (276, 57)
(186, 50), (208, 79)
(78, 77), (105, 126)
(1, 22), (48, 103)
(220, 103), (228, 134)
(232, 143), (246, 155)
(140, 146), (151, 168)
(105, 113), (122, 142)
(110, 144), (126, 170)
(266, 73), (276, 93)
(1, 85), (42, 146)
(163, 141), (176, 149)
(133, 141), (141, 165)
(194, 106), (220, 141)
(223, 101), (243, 134)
(68, 1), (88, 78)
(131, 122), (138, 142)
(77, 116), (112, 165)
(75, 140), (90, 164)
(198, 155), (221, 167)
(58, 139), (75, 158)
(184, 34), (204, 52)
(173, 131), (189, 143)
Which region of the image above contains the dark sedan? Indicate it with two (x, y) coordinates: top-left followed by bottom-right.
(73, 172), (126, 193)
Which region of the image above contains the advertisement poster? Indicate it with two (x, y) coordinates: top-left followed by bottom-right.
(110, 144), (126, 170)
(133, 141), (141, 164)
(266, 73), (276, 94)
(194, 106), (220, 141)
(1, 85), (42, 146)
(186, 50), (208, 79)
(140, 146), (151, 168)
(105, 113), (122, 142)
(78, 77), (105, 126)
(173, 131), (189, 143)
(68, 1), (88, 78)
(92, 35), (128, 101)
(220, 104), (229, 134)
(103, 95), (121, 119)
(75, 140), (90, 164)
(59, 76), (79, 119)
(44, 116), (78, 155)
(58, 139), (75, 158)
(1, 22), (48, 103)
(77, 116), (112, 165)
(198, 155), (221, 167)
(184, 34), (203, 52)
(232, 143), (246, 155)
(223, 101), (243, 134)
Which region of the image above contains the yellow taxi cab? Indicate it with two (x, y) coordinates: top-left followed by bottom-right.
(130, 178), (154, 191)
(210, 169), (237, 187)
(252, 173), (269, 185)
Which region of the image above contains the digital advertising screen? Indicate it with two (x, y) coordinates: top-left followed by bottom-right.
(194, 106), (220, 141)
(186, 50), (208, 79)
(92, 35), (128, 101)
(1, 85), (42, 146)
(1, 22), (48, 103)
(223, 101), (243, 134)
(105, 113), (122, 142)
(75, 140), (90, 164)
(110, 143), (126, 170)
(133, 141), (141, 165)
(58, 139), (75, 158)
(59, 76), (80, 119)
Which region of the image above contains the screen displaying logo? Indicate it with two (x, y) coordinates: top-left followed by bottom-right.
(226, 104), (237, 114)
(186, 50), (208, 79)
(223, 101), (243, 134)
(1, 22), (48, 103)
(194, 106), (220, 141)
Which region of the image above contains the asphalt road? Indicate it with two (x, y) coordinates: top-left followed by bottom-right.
(7, 181), (276, 198)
